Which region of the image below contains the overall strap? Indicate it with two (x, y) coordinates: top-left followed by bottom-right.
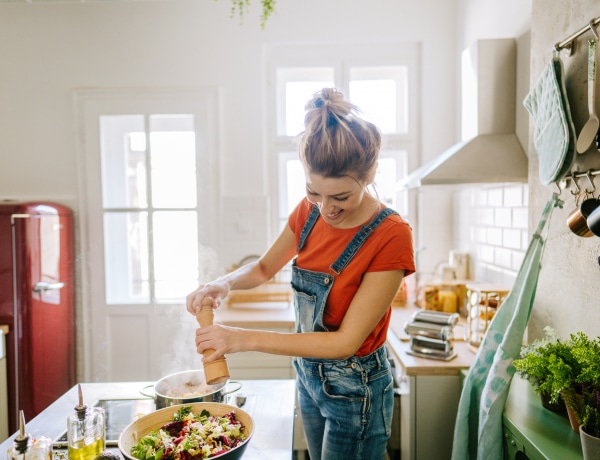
(329, 207), (398, 275)
(297, 204), (321, 252)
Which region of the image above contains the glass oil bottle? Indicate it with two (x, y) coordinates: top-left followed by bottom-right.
(67, 384), (106, 460)
(7, 411), (53, 460)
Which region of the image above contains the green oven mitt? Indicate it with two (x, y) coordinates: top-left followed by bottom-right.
(524, 56), (576, 185)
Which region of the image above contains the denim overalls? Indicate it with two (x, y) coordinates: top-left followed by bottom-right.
(292, 204), (398, 460)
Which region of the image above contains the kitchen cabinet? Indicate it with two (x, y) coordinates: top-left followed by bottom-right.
(224, 326), (295, 379)
(387, 306), (476, 460)
(213, 302), (295, 380)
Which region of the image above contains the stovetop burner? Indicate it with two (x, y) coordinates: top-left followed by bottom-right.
(53, 398), (155, 447)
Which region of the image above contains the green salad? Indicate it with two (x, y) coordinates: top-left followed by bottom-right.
(130, 406), (247, 460)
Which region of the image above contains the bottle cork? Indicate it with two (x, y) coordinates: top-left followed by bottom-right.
(196, 297), (230, 385)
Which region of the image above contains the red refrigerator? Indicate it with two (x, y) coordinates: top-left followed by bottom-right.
(0, 201), (75, 433)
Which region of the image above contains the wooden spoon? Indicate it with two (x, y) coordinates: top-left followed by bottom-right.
(577, 39), (599, 154)
(196, 297), (230, 385)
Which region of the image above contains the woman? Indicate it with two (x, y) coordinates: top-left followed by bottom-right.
(186, 87), (415, 460)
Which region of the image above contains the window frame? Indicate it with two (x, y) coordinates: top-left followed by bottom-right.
(265, 42), (421, 234)
(75, 87), (221, 381)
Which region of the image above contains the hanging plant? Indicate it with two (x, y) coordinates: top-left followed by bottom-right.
(218, 0), (277, 29)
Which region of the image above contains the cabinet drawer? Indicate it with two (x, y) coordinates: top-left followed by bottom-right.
(503, 426), (527, 460)
(229, 367), (294, 380)
(226, 351), (293, 369)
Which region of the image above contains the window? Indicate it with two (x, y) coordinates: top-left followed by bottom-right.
(77, 88), (219, 382)
(100, 114), (200, 304)
(266, 43), (419, 232)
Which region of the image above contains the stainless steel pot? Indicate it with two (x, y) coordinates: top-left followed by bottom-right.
(140, 369), (242, 409)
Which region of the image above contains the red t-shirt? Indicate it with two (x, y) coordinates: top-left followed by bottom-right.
(288, 199), (415, 356)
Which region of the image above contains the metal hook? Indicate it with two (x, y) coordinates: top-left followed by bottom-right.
(570, 173), (581, 196)
(590, 19), (600, 41)
(554, 181), (563, 196)
(555, 40), (575, 56)
(585, 170), (597, 195)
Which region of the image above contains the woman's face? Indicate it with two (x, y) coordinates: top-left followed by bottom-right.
(304, 170), (373, 228)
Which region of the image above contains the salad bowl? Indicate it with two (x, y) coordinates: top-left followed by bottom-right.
(118, 402), (254, 460)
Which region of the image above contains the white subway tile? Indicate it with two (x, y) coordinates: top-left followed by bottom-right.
(475, 190), (488, 207)
(488, 188), (503, 206)
(479, 208), (495, 226)
(495, 208), (512, 227)
(512, 250), (525, 271)
(503, 228), (522, 249)
(503, 185), (523, 207)
(512, 208), (528, 229)
(495, 247), (512, 267)
(487, 227), (503, 245)
(480, 245), (495, 263)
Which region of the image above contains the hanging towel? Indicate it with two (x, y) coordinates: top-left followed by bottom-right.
(451, 194), (561, 460)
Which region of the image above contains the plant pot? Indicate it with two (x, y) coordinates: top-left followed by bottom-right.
(566, 404), (581, 433)
(580, 426), (600, 460)
(540, 391), (567, 415)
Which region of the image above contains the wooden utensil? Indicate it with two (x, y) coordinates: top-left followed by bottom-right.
(196, 297), (230, 385)
(577, 39), (600, 154)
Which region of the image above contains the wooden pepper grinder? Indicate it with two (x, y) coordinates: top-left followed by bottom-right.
(196, 297), (230, 385)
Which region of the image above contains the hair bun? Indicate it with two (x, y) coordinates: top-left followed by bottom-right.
(314, 97), (330, 109)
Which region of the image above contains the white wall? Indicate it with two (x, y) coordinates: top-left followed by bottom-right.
(0, 0), (459, 380)
(413, 0), (532, 280)
(526, 0), (600, 341)
(455, 0), (600, 342)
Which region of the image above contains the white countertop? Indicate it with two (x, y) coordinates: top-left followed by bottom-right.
(0, 380), (297, 460)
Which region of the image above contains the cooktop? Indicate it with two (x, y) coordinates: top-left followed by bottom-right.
(53, 398), (155, 447)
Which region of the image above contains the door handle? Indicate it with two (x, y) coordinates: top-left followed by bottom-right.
(33, 282), (65, 293)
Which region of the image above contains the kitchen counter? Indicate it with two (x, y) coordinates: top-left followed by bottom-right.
(0, 379), (296, 460)
(386, 304), (475, 460)
(388, 304), (476, 375)
(215, 300), (477, 375)
(214, 301), (295, 328)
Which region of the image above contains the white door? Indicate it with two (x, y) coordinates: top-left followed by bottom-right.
(75, 88), (221, 382)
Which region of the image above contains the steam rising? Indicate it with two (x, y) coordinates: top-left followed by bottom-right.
(157, 245), (221, 378)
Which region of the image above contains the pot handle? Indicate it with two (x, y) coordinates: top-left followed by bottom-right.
(222, 380), (242, 396)
(139, 384), (156, 399)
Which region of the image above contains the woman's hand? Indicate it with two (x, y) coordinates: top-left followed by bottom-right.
(185, 279), (230, 314)
(195, 324), (246, 363)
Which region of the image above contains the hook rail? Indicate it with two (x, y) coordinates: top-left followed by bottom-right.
(555, 16), (600, 54)
(557, 169), (600, 193)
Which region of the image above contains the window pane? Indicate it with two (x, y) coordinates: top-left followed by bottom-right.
(104, 211), (150, 304)
(153, 210), (199, 301)
(100, 115), (148, 208)
(378, 150), (409, 216)
(277, 67), (334, 136)
(279, 152), (408, 228)
(286, 159), (305, 213)
(285, 81), (334, 136)
(376, 157), (398, 208)
(149, 115), (197, 208)
(349, 66), (409, 134)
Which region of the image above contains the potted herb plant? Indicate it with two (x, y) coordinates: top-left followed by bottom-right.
(512, 327), (569, 414)
(512, 330), (600, 459)
(562, 332), (600, 459)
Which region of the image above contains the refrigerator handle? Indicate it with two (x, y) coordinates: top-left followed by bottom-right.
(33, 282), (65, 293)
